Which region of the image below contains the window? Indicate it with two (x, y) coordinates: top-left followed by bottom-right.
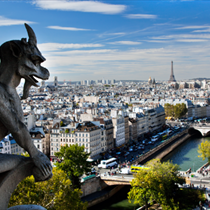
(37, 145), (40, 149)
(86, 139), (88, 142)
(76, 138), (78, 142)
(86, 134), (88, 137)
(79, 138), (81, 142)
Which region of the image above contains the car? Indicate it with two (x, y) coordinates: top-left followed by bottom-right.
(124, 152), (130, 157)
(119, 168), (131, 174)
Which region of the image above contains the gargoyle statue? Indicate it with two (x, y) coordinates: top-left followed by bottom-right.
(0, 24), (53, 209)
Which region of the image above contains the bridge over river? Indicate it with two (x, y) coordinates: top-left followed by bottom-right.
(190, 125), (210, 136)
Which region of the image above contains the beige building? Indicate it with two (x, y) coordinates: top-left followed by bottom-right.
(50, 121), (101, 161)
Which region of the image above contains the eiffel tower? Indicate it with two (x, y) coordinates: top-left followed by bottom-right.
(168, 61), (176, 83)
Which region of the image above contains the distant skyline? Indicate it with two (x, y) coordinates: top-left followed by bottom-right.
(1, 0), (210, 81)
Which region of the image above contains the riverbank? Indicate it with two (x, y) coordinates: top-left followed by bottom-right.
(82, 129), (192, 208)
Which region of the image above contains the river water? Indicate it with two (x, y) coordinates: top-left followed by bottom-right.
(162, 136), (208, 172)
(89, 136), (209, 210)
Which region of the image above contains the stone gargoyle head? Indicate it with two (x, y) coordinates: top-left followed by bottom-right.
(0, 23), (49, 99)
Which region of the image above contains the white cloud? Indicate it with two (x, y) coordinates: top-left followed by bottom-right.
(33, 0), (126, 14)
(175, 25), (210, 30)
(109, 41), (141, 45)
(0, 16), (35, 26)
(47, 26), (92, 31)
(50, 49), (115, 55)
(98, 32), (126, 38)
(151, 34), (210, 40)
(193, 29), (210, 33)
(176, 39), (208, 42)
(43, 41), (210, 81)
(147, 40), (170, 43)
(38, 43), (103, 52)
(125, 14), (157, 19)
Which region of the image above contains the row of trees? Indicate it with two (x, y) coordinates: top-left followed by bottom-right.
(164, 103), (188, 119)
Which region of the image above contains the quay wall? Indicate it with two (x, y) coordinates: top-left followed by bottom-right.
(133, 129), (190, 165)
(86, 185), (124, 208)
(81, 176), (101, 197)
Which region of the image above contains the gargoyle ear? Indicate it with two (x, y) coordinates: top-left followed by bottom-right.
(9, 41), (22, 58)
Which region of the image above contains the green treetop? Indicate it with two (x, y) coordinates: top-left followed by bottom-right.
(164, 103), (187, 119)
(128, 159), (185, 210)
(198, 140), (210, 164)
(55, 144), (91, 189)
(9, 167), (88, 210)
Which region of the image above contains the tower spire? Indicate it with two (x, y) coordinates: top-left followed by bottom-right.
(168, 61), (176, 83)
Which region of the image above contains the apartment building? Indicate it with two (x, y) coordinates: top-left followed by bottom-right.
(50, 120), (101, 161)
(124, 116), (129, 144)
(129, 118), (137, 142)
(136, 113), (148, 139)
(93, 118), (114, 151)
(112, 117), (125, 147)
(74, 122), (101, 159)
(0, 138), (11, 154)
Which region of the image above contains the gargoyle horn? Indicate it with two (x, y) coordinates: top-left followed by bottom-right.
(24, 23), (37, 46)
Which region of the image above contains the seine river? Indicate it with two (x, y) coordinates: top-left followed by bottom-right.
(89, 136), (208, 210)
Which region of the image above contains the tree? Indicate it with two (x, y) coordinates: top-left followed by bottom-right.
(128, 159), (185, 210)
(164, 103), (187, 119)
(55, 144), (91, 189)
(174, 103), (187, 119)
(198, 140), (210, 163)
(164, 103), (174, 117)
(9, 167), (88, 210)
(128, 168), (153, 210)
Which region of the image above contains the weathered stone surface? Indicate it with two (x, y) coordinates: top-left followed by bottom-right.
(0, 24), (52, 209)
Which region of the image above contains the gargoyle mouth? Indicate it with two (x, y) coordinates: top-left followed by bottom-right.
(25, 75), (39, 87)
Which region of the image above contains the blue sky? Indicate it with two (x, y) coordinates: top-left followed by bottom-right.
(1, 0), (210, 82)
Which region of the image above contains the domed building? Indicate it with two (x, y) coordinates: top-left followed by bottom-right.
(148, 77), (152, 85)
